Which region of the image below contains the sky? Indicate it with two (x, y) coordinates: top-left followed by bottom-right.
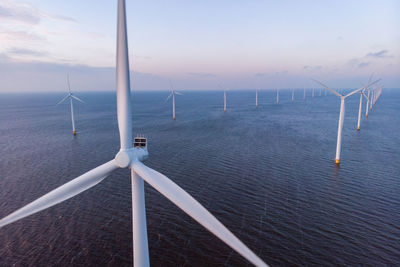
(0, 0), (399, 92)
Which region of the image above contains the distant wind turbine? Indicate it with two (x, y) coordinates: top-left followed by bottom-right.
(312, 78), (380, 164)
(0, 1), (268, 267)
(256, 89), (258, 107)
(365, 90), (371, 117)
(276, 88), (279, 104)
(356, 75), (373, 130)
(312, 88), (315, 98)
(57, 74), (85, 135)
(291, 88), (294, 102)
(166, 81), (182, 120)
(303, 88), (306, 100)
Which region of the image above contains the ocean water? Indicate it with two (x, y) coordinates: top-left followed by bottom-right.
(0, 89), (399, 266)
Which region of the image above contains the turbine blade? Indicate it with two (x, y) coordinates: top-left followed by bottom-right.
(0, 160), (118, 228)
(56, 95), (70, 105)
(71, 95), (85, 103)
(132, 161), (268, 267)
(165, 93), (172, 102)
(311, 78), (342, 97)
(175, 91), (183, 95)
(116, 0), (132, 150)
(344, 79), (381, 98)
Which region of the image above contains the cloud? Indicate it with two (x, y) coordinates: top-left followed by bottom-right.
(0, 30), (44, 41)
(0, 2), (40, 24)
(187, 72), (216, 78)
(366, 50), (392, 58)
(358, 62), (369, 68)
(7, 47), (48, 57)
(0, 1), (76, 25)
(254, 72), (269, 77)
(303, 65), (322, 71)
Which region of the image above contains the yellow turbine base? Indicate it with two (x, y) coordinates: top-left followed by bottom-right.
(73, 131), (76, 135)
(335, 159), (340, 165)
(357, 126), (360, 130)
(365, 114), (368, 117)
(173, 117), (176, 120)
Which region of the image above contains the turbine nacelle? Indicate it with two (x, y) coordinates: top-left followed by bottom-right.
(115, 137), (149, 168)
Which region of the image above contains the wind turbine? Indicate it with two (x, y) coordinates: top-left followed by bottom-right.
(166, 81), (182, 120)
(312, 88), (315, 98)
(312, 78), (380, 165)
(0, 1), (268, 266)
(303, 88), (306, 100)
(256, 88), (258, 107)
(356, 75), (373, 130)
(365, 89), (370, 117)
(291, 88), (294, 102)
(276, 88), (279, 104)
(57, 74), (85, 135)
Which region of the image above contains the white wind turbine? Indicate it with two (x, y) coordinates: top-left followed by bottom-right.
(312, 78), (380, 165)
(256, 88), (258, 107)
(291, 88), (294, 102)
(303, 88), (306, 100)
(166, 81), (182, 120)
(219, 85), (227, 112)
(57, 74), (85, 135)
(365, 89), (371, 117)
(0, 1), (268, 266)
(224, 89), (227, 111)
(356, 75), (373, 131)
(276, 88), (279, 104)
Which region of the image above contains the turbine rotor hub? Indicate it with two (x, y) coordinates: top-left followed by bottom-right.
(115, 149), (132, 168)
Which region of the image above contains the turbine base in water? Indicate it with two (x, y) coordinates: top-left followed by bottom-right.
(73, 131), (76, 135)
(335, 159), (340, 165)
(357, 126), (360, 131)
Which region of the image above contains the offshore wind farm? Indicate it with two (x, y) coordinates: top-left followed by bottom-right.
(0, 0), (399, 266)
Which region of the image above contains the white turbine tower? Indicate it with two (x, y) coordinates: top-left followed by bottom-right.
(256, 88), (258, 107)
(356, 76), (373, 130)
(224, 89), (227, 112)
(312, 78), (380, 165)
(166, 81), (182, 120)
(312, 88), (315, 98)
(291, 88), (294, 102)
(365, 89), (370, 117)
(276, 88), (279, 104)
(303, 88), (306, 100)
(0, 1), (268, 266)
(57, 74), (85, 135)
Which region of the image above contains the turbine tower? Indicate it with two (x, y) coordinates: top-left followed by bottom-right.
(357, 75), (373, 130)
(291, 88), (294, 102)
(0, 1), (268, 266)
(303, 88), (306, 100)
(312, 78), (380, 165)
(57, 74), (85, 135)
(276, 88), (279, 104)
(365, 90), (370, 117)
(256, 89), (258, 107)
(166, 81), (182, 120)
(224, 89), (227, 112)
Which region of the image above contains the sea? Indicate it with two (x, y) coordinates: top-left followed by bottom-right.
(0, 89), (399, 266)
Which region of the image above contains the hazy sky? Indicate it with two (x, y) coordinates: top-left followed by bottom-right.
(0, 0), (399, 92)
